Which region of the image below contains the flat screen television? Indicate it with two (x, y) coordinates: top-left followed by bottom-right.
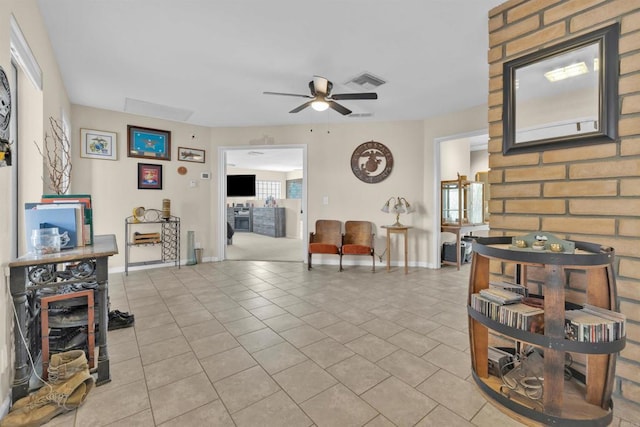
(227, 174), (256, 197)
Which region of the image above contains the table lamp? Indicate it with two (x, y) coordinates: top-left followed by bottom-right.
(381, 196), (415, 227)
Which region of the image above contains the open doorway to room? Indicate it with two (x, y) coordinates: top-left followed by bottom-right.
(218, 145), (306, 262)
(434, 131), (489, 268)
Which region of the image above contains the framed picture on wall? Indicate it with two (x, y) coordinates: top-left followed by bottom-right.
(80, 128), (117, 160)
(178, 146), (205, 163)
(127, 125), (171, 160)
(137, 163), (163, 190)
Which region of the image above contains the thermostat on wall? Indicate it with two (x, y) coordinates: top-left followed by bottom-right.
(200, 172), (211, 179)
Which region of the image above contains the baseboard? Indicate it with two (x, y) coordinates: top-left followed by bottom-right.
(109, 261), (181, 274)
(0, 392), (10, 419)
(109, 257), (224, 274)
(108, 257), (435, 274)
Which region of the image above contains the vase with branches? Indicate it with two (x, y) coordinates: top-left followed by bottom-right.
(35, 116), (72, 195)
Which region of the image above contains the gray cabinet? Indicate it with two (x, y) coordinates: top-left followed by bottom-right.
(228, 206), (252, 232)
(252, 207), (285, 237)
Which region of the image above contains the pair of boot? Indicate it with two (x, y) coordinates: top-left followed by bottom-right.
(0, 350), (94, 427)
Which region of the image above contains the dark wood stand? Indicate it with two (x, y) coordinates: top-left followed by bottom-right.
(468, 236), (624, 426)
(8, 235), (118, 402)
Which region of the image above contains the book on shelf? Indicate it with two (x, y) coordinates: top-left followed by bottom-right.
(565, 305), (625, 343)
(41, 194), (93, 245)
(490, 281), (528, 297)
(479, 288), (524, 305)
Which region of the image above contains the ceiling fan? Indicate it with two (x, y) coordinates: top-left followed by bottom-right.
(263, 76), (377, 115)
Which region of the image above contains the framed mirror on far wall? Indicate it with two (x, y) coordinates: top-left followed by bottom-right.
(502, 23), (619, 155)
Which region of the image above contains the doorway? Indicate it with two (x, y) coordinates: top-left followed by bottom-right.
(433, 131), (489, 267)
(217, 145), (307, 262)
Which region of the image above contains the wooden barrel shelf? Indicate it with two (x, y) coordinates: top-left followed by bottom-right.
(468, 236), (623, 426)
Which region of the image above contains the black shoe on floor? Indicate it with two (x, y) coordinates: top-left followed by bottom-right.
(108, 312), (135, 330)
(110, 310), (134, 319)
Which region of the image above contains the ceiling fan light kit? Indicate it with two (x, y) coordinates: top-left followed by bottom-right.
(264, 75), (378, 116)
(311, 100), (329, 111)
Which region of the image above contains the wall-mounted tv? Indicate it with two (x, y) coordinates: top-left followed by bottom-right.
(227, 174), (256, 197)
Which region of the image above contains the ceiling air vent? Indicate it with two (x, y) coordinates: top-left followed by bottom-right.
(348, 113), (374, 118)
(345, 72), (386, 91)
(124, 98), (193, 122)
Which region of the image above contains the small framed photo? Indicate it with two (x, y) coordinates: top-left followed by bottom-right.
(178, 146), (205, 163)
(138, 163), (163, 190)
(128, 125), (171, 160)
(80, 128), (117, 160)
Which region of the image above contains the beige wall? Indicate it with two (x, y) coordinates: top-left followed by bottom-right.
(471, 149), (489, 178)
(489, 0), (640, 406)
(212, 121), (431, 266)
(71, 105), (213, 268)
(72, 109), (431, 267)
(74, 103), (483, 270)
(441, 138), (471, 180)
(0, 0), (71, 412)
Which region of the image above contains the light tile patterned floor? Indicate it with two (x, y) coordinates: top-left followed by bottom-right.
(43, 261), (640, 426)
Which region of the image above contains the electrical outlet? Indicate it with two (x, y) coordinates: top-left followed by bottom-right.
(189, 180), (197, 188)
(322, 196), (329, 205)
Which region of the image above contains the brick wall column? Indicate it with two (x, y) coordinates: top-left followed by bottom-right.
(488, 0), (640, 405)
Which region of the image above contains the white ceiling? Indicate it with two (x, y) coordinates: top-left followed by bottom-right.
(36, 0), (505, 129)
(226, 148), (303, 172)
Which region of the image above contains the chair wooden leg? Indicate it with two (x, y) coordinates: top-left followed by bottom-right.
(339, 253), (343, 272)
(308, 252), (312, 270)
(372, 254), (375, 272)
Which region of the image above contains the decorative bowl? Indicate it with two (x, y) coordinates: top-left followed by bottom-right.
(549, 243), (563, 252)
(514, 239), (527, 248)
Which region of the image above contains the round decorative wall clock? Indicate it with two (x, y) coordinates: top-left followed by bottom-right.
(0, 66), (11, 142)
(350, 141), (393, 183)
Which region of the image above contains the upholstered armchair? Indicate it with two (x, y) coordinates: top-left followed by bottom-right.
(308, 220), (342, 270)
(340, 221), (375, 271)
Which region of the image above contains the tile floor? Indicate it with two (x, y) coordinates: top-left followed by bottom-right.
(43, 261), (640, 426)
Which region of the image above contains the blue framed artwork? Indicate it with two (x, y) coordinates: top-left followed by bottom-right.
(286, 179), (302, 199)
(127, 125), (171, 161)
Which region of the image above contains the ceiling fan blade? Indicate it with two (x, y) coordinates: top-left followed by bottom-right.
(327, 101), (352, 115)
(263, 91), (312, 99)
(330, 92), (378, 100)
(289, 100), (313, 113)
